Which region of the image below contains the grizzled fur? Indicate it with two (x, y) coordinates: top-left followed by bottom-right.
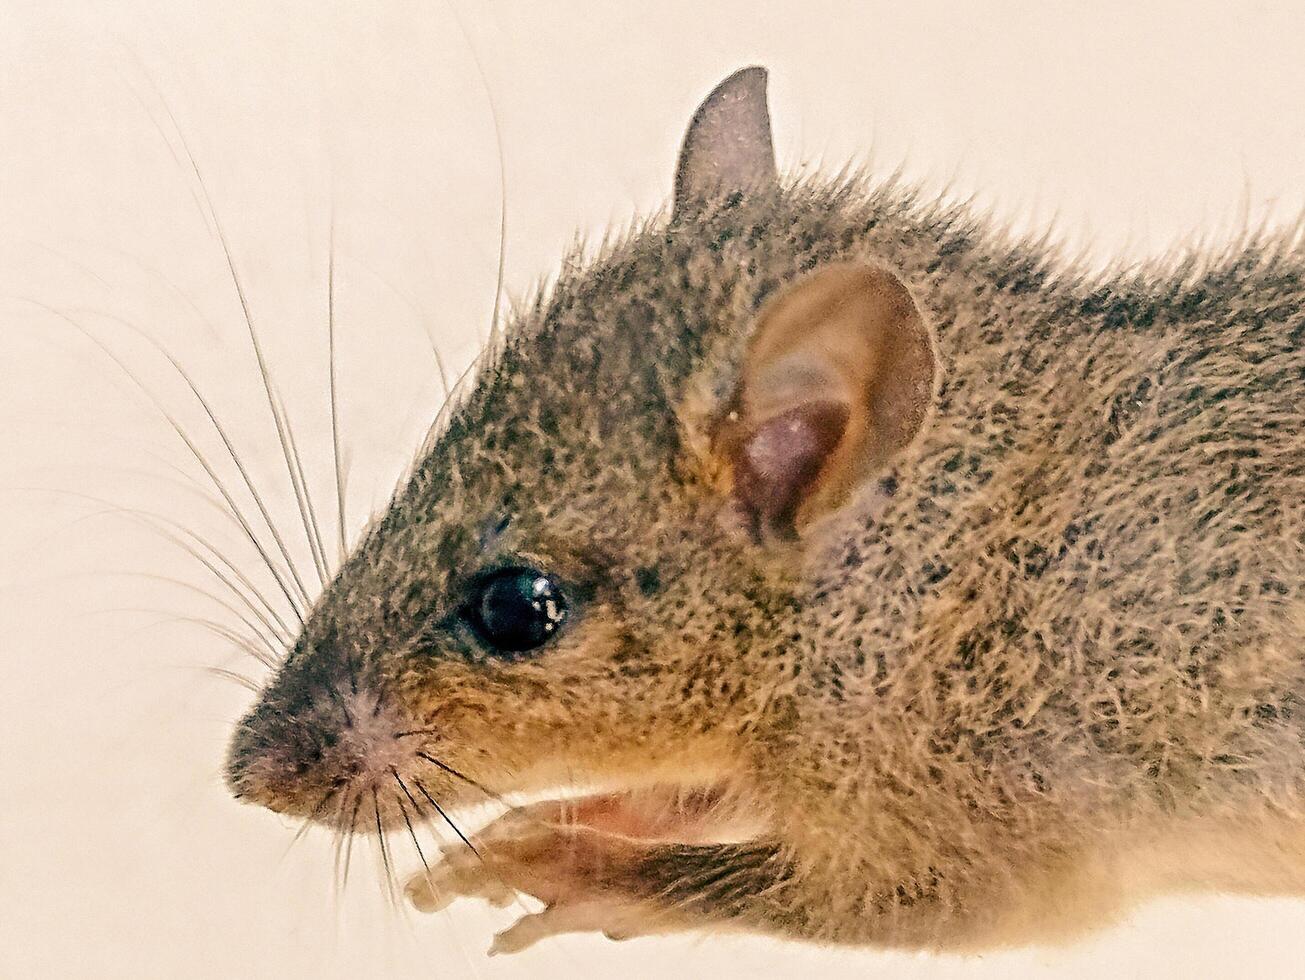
(228, 88), (1305, 949)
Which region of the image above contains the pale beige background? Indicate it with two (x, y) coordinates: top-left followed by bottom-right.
(2, 2), (1303, 978)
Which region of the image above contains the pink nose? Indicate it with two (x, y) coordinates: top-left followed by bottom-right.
(226, 675), (417, 823)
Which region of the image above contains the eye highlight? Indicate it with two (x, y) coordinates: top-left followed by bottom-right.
(462, 567), (568, 656)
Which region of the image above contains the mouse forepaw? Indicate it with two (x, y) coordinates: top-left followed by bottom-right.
(406, 803), (694, 950)
(404, 853), (515, 913)
(405, 800), (794, 952)
(488, 898), (661, 955)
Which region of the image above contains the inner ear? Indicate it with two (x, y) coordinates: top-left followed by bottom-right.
(718, 263), (939, 538)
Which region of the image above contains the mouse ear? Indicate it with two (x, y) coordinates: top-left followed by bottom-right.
(673, 66), (778, 219)
(715, 263), (939, 539)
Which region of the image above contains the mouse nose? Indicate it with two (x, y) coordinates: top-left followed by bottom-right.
(224, 649), (414, 820)
(225, 697), (348, 816)
(223, 643), (361, 815)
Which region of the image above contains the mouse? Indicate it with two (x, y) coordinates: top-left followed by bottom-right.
(224, 66), (1305, 955)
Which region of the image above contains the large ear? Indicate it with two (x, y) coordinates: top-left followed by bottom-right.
(715, 264), (939, 539)
(673, 66), (778, 219)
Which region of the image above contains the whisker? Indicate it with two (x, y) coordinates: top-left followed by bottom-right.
(207, 666), (260, 693)
(337, 795), (363, 894)
(152, 521), (295, 649)
(391, 772), (432, 878)
(120, 74), (329, 610)
(372, 787), (398, 906)
(190, 617), (278, 671)
(329, 814), (346, 906)
(329, 795), (350, 905)
(109, 309), (318, 603)
(118, 572), (284, 661)
(411, 776), (480, 860)
(281, 786), (342, 863)
(28, 234), (224, 341)
(429, 342), (453, 404)
(413, 749), (501, 803)
(203, 197), (331, 601)
(419, 354), (482, 457)
(445, 0), (508, 346)
(110, 57), (217, 238)
(19, 485), (293, 650)
(109, 609), (271, 672)
(276, 386), (331, 587)
(159, 513), (297, 644)
(342, 649), (360, 697)
(10, 489), (280, 654)
(343, 257), (453, 400)
(326, 212), (349, 567)
(29, 239), (111, 287)
(20, 302), (309, 622)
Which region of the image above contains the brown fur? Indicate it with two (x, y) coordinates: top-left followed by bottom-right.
(226, 67), (1305, 952)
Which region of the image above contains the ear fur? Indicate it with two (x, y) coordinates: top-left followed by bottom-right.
(673, 66), (778, 218)
(714, 263), (940, 539)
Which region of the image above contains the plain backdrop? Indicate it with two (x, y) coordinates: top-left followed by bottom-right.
(2, 2), (1303, 978)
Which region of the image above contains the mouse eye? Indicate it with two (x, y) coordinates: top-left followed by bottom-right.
(462, 567), (568, 656)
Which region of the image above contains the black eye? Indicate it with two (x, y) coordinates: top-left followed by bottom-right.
(463, 567), (568, 655)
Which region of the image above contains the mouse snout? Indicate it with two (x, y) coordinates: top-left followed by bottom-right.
(225, 656), (414, 822)
(225, 701), (344, 816)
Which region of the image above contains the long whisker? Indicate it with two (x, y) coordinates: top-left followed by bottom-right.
(105, 307), (321, 603)
(29, 239), (110, 287)
(281, 786), (342, 863)
(391, 772), (432, 876)
(207, 666), (261, 693)
(155, 521), (294, 647)
(20, 485), (294, 649)
(411, 776), (480, 860)
(110, 609), (271, 673)
(189, 616), (279, 671)
(21, 303), (309, 622)
(109, 64), (325, 608)
(110, 59), (216, 238)
(337, 795), (363, 894)
(115, 571), (285, 659)
(14, 494), (283, 655)
(329, 806), (347, 905)
(213, 221), (330, 594)
(413, 749), (502, 803)
(326, 212), (349, 567)
(127, 76), (330, 606)
(445, 0), (508, 345)
(341, 256), (454, 400)
(419, 354), (482, 457)
(28, 235), (223, 341)
(202, 195), (330, 598)
(372, 787), (398, 906)
(276, 387), (331, 587)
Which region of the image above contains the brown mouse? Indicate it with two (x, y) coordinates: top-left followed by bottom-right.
(225, 66), (1305, 955)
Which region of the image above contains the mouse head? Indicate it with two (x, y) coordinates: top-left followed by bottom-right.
(225, 68), (939, 834)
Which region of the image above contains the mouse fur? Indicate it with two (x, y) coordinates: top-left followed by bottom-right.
(226, 66), (1305, 953)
